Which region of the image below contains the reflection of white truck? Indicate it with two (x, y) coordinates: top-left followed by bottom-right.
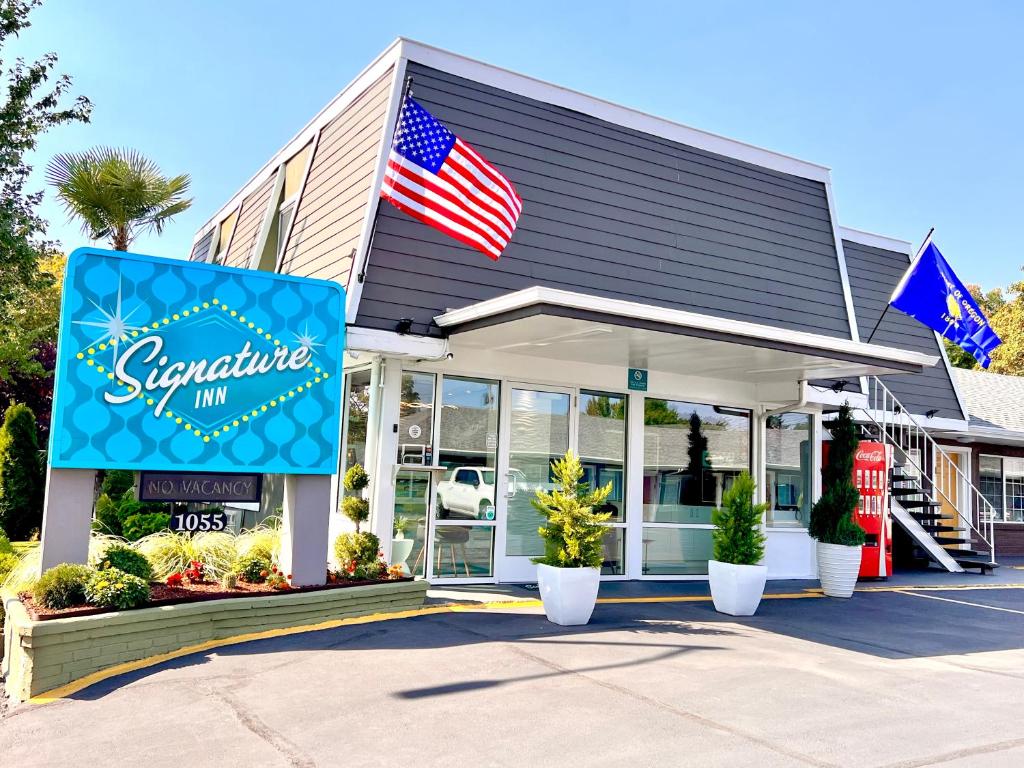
(436, 467), (498, 520)
(436, 467), (529, 520)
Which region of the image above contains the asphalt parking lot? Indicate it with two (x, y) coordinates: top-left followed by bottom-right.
(3, 578), (1024, 767)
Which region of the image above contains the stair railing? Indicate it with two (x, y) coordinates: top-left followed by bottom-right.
(861, 376), (996, 563)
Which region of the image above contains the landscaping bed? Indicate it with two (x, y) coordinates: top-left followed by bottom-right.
(2, 578), (429, 703)
(19, 576), (414, 621)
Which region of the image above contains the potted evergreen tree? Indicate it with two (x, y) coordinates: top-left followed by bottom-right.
(809, 403), (866, 598)
(708, 472), (769, 616)
(532, 452), (612, 626)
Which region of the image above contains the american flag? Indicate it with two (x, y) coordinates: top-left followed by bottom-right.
(380, 95), (522, 260)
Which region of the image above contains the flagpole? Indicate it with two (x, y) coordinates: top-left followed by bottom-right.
(864, 226), (935, 344)
(356, 75), (414, 286)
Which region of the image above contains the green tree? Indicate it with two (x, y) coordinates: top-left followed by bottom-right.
(0, 402), (45, 539)
(532, 451), (612, 569)
(643, 398), (683, 425)
(711, 472), (767, 565)
(46, 147), (192, 251)
(584, 395), (625, 419)
(981, 277), (1024, 376)
(809, 403), (865, 546)
(945, 283), (1007, 370)
(0, 0), (90, 378)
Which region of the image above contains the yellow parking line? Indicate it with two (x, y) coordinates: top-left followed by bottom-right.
(892, 589), (1024, 616)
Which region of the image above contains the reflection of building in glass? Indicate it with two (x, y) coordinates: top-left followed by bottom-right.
(766, 413), (812, 527)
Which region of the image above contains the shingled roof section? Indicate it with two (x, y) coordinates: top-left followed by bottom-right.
(953, 368), (1024, 432)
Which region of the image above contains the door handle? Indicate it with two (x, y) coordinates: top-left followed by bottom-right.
(506, 472), (517, 498)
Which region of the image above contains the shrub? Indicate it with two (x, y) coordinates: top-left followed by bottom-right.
(101, 469), (136, 499)
(711, 472), (767, 565)
(0, 527), (13, 554)
(341, 464), (370, 532)
(234, 552), (272, 583)
(92, 493), (122, 536)
(531, 451), (613, 569)
(0, 551), (21, 586)
(97, 544), (153, 582)
(122, 512), (170, 541)
(810, 404), (866, 547)
(334, 531), (383, 579)
(33, 563), (94, 609)
(85, 567), (149, 610)
(0, 403), (45, 540)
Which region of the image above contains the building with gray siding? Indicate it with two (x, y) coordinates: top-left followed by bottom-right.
(190, 39), (994, 583)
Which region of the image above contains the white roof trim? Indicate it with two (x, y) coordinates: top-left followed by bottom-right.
(195, 37), (836, 240)
(434, 286), (938, 370)
(837, 225), (914, 254)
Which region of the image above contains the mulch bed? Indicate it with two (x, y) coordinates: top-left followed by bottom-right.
(20, 577), (413, 621)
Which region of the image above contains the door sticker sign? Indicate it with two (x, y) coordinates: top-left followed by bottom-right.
(49, 248), (345, 474)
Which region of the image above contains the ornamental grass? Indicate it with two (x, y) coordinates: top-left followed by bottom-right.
(133, 530), (236, 580)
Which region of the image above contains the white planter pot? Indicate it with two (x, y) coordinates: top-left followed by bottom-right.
(391, 538), (413, 575)
(816, 542), (862, 598)
(536, 563), (600, 626)
(708, 560), (768, 616)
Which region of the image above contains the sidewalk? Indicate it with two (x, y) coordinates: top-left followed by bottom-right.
(427, 558), (1024, 605)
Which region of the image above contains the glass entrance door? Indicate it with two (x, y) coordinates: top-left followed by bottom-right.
(496, 385), (574, 582)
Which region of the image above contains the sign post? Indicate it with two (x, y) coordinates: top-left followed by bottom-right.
(42, 248), (345, 585)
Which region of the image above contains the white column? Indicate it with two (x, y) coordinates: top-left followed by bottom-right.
(625, 390), (645, 579)
(370, 358), (402, 562)
(280, 474), (331, 586)
(39, 467), (96, 572)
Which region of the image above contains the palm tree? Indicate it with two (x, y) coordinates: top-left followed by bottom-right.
(46, 147), (192, 251)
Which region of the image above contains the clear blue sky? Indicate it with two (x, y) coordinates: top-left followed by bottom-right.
(11, 0), (1023, 288)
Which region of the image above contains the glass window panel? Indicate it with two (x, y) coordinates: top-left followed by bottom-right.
(979, 455), (1004, 521)
(766, 413), (812, 528)
(579, 391), (626, 521)
(506, 389), (570, 557)
(641, 527), (714, 575)
(643, 399), (751, 524)
(393, 470), (430, 577)
(1005, 457), (1024, 522)
(432, 525), (494, 578)
(342, 370), (371, 477)
(398, 372), (435, 465)
(437, 377), (499, 521)
(601, 528), (625, 576)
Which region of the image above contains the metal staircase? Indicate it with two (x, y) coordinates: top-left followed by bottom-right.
(860, 377), (997, 574)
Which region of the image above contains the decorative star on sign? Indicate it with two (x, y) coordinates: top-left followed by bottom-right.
(73, 278), (145, 372)
(292, 323), (323, 352)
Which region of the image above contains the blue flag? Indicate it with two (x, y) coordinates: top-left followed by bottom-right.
(889, 240), (1001, 368)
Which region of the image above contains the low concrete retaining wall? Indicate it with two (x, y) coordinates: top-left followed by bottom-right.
(2, 580), (427, 702)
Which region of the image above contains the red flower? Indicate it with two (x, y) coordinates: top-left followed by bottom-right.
(166, 572), (184, 587)
(286, 573), (292, 579)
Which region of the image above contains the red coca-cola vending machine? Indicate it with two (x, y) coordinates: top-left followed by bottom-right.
(822, 441), (894, 579)
(852, 443), (893, 579)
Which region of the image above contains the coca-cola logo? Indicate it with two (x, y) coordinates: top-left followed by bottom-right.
(857, 448), (884, 463)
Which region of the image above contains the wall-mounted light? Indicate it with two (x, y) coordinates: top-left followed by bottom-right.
(830, 380), (849, 393)
(925, 409), (939, 419)
(395, 318), (414, 335)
